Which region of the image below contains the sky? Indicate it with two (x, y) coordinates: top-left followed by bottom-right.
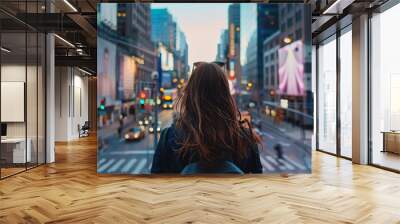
(151, 4), (230, 68)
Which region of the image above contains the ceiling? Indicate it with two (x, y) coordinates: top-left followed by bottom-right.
(1, 0), (395, 74)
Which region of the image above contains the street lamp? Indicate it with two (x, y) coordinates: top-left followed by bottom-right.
(283, 37), (292, 44)
(151, 71), (159, 147)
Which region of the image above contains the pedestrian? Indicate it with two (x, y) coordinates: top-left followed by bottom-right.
(151, 62), (262, 174)
(274, 143), (283, 160)
(118, 114), (124, 139)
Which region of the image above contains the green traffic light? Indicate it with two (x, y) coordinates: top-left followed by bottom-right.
(100, 105), (105, 110)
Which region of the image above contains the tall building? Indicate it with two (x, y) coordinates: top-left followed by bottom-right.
(228, 4), (241, 45)
(117, 3), (157, 87)
(174, 25), (189, 79)
(277, 4), (312, 125)
(215, 29), (228, 62)
(151, 8), (175, 51)
(240, 4), (279, 102)
(262, 31), (280, 102)
(227, 3), (241, 90)
(151, 8), (189, 82)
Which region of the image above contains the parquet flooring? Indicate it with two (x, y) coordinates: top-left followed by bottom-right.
(1, 135), (400, 223)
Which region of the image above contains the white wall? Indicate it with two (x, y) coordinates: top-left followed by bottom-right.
(1, 63), (46, 164)
(54, 67), (89, 141)
(1, 65), (36, 138)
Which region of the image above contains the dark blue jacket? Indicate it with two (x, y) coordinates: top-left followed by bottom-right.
(151, 125), (263, 174)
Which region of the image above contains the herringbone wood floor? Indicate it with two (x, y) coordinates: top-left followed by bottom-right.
(1, 135), (400, 224)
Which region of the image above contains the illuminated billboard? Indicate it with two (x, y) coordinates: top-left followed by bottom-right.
(118, 55), (137, 100)
(97, 37), (117, 106)
(278, 40), (305, 96)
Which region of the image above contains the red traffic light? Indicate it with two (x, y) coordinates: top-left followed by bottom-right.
(140, 91), (146, 98)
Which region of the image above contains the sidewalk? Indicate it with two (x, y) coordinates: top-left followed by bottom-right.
(254, 112), (313, 149)
(98, 116), (137, 142)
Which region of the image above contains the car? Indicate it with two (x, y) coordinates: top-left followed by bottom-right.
(124, 126), (146, 141)
(149, 121), (161, 133)
(163, 102), (173, 109)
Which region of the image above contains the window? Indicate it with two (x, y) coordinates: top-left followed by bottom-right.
(295, 10), (302, 21)
(296, 28), (302, 40)
(271, 66), (275, 77)
(371, 3), (400, 171)
(281, 22), (286, 31)
(0, 2), (46, 179)
(287, 18), (293, 28)
(317, 36), (337, 154)
(287, 4), (293, 12)
(340, 29), (352, 158)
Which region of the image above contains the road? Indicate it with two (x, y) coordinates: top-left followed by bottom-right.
(98, 109), (173, 174)
(98, 109), (311, 174)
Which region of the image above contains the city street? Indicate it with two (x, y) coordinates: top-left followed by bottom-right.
(98, 109), (173, 174)
(258, 119), (311, 174)
(98, 108), (311, 174)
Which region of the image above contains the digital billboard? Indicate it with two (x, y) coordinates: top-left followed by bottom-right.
(278, 40), (305, 96)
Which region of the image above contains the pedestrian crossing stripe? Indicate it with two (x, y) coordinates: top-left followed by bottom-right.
(98, 155), (308, 174)
(260, 156), (275, 172)
(108, 158), (126, 173)
(98, 158), (116, 173)
(261, 155), (307, 172)
(98, 158), (106, 166)
(277, 158), (295, 170)
(108, 150), (155, 156)
(132, 159), (147, 174)
(283, 155), (306, 170)
(121, 158), (137, 173)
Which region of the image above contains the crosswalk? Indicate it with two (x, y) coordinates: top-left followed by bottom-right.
(260, 155), (309, 173)
(98, 153), (309, 174)
(98, 157), (150, 174)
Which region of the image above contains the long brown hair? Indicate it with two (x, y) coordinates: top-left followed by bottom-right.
(175, 62), (259, 162)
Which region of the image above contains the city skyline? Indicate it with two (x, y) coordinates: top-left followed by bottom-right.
(151, 4), (229, 69)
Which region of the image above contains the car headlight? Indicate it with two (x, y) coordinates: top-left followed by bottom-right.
(163, 104), (167, 108)
(138, 121), (143, 125)
(133, 133), (140, 138)
(144, 120), (149, 124)
(124, 134), (130, 139)
(149, 127), (154, 132)
(157, 127), (161, 132)
(168, 104), (173, 109)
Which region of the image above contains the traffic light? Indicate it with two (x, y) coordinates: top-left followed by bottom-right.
(140, 98), (145, 109)
(100, 98), (106, 111)
(140, 91), (146, 99)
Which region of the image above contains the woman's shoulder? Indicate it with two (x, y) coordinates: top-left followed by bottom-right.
(160, 124), (182, 146)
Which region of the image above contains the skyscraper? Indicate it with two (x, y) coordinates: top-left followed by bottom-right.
(116, 3), (156, 91)
(228, 3), (241, 89)
(215, 29), (229, 62)
(151, 8), (175, 51)
(151, 8), (189, 81)
(240, 4), (279, 102)
(278, 4), (312, 125)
